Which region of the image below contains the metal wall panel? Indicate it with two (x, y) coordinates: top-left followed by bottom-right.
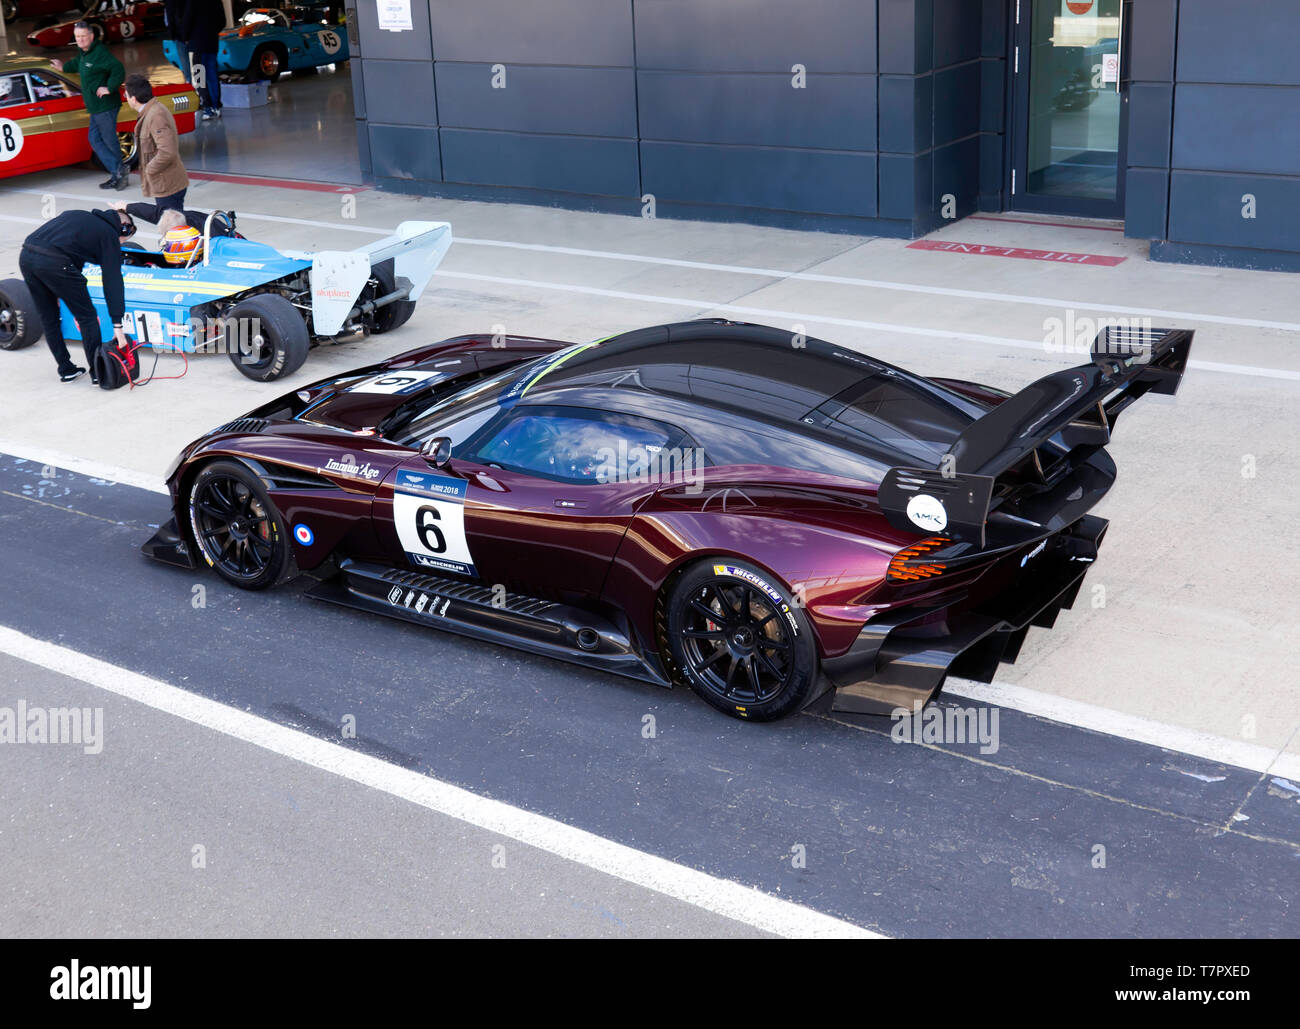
(933, 61), (980, 147)
(1176, 0), (1300, 86)
(635, 0), (876, 73)
(362, 59), (438, 127)
(440, 129), (639, 197)
(428, 0), (633, 65)
(369, 123), (441, 181)
(1168, 170), (1300, 252)
(353, 0), (432, 61)
(641, 142), (878, 217)
(435, 64), (636, 137)
(637, 71), (876, 151)
(350, 54), (366, 120)
(1173, 85), (1300, 177)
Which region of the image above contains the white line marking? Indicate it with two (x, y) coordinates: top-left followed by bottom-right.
(0, 624), (878, 940)
(433, 270), (1300, 382)
(6, 187), (1300, 332)
(0, 440), (168, 495)
(16, 204), (1291, 377)
(945, 677), (1300, 781)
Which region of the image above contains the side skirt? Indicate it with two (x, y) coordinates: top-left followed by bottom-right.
(305, 558), (671, 688)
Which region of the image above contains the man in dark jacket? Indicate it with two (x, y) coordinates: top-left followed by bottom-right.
(52, 22), (127, 190)
(18, 209), (135, 382)
(163, 0), (187, 40)
(183, 0), (226, 120)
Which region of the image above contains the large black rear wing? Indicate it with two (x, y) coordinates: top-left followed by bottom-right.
(878, 326), (1194, 547)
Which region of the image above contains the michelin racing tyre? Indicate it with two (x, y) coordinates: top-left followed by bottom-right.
(0, 278), (41, 350)
(225, 293), (310, 381)
(665, 559), (818, 722)
(371, 258), (416, 333)
(188, 460), (292, 590)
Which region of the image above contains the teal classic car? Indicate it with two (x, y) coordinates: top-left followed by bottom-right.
(163, 6), (348, 80)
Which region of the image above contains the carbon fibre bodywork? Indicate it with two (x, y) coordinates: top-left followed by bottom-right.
(144, 319), (1193, 717)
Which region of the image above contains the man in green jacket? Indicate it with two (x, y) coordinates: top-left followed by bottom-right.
(52, 22), (127, 190)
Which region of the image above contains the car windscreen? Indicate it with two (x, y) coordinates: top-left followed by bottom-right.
(384, 359), (540, 446)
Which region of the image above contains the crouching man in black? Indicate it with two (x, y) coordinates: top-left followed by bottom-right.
(18, 208), (135, 382)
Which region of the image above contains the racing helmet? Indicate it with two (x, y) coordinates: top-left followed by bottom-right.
(160, 225), (203, 265)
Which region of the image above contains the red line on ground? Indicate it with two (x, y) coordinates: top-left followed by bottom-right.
(188, 170), (369, 194)
(907, 239), (1126, 266)
(968, 215), (1125, 232)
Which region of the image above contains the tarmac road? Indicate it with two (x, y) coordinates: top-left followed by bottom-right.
(0, 454), (1296, 937)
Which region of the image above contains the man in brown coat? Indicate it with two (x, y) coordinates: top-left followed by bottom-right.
(123, 74), (190, 220)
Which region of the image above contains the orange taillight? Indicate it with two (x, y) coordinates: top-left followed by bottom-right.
(887, 536), (951, 582)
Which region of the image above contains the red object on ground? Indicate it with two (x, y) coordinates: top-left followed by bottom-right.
(907, 239), (1126, 266)
(188, 170), (368, 194)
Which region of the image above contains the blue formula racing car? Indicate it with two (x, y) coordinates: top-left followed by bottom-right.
(1, 213), (452, 381)
(164, 7), (348, 81)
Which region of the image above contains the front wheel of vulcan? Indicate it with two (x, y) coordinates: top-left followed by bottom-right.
(188, 460), (292, 590)
(664, 559), (818, 722)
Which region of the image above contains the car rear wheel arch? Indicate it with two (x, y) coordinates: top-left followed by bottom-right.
(655, 553), (822, 721)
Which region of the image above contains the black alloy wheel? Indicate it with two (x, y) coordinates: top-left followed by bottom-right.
(665, 560), (818, 721)
(188, 461), (291, 589)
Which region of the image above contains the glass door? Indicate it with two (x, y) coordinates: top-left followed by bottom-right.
(1010, 0), (1130, 217)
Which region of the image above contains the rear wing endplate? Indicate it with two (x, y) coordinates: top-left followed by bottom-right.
(309, 220), (453, 336)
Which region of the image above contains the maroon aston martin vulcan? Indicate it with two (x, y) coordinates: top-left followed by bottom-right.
(143, 319), (1193, 722)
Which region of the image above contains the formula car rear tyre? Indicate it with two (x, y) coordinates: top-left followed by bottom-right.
(187, 460), (292, 590)
(249, 44), (285, 80)
(225, 293), (310, 381)
(371, 259), (416, 333)
(664, 559), (818, 722)
(0, 278), (41, 350)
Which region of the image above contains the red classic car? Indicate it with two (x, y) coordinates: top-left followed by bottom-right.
(0, 57), (197, 177)
(26, 0), (165, 47)
(2, 0), (86, 22)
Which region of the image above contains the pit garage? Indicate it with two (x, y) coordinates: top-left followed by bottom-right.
(0, 0), (1296, 954)
(1, 0), (359, 185)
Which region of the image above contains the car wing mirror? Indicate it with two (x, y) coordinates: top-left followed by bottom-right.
(421, 436), (452, 469)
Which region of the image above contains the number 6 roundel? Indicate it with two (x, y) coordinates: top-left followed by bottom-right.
(392, 469), (477, 578)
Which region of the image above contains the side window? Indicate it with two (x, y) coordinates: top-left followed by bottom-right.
(0, 75), (31, 108)
(466, 408), (677, 485)
(29, 73), (74, 100)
